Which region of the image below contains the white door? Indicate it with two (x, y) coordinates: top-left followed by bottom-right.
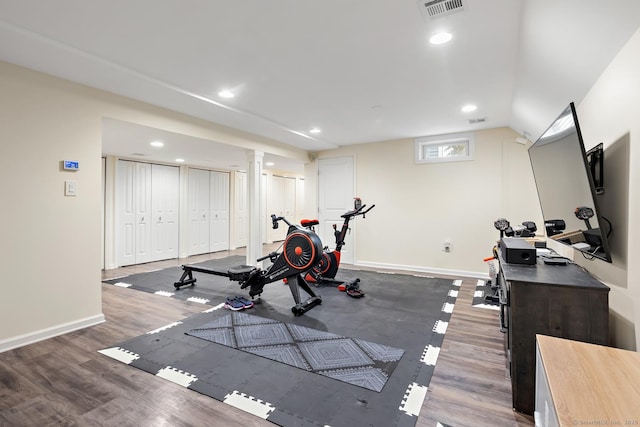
(188, 168), (210, 256)
(151, 164), (179, 261)
(235, 171), (248, 247)
(261, 173), (268, 243)
(116, 160), (152, 266)
(101, 157), (105, 270)
(296, 178), (305, 224)
(318, 157), (355, 263)
(134, 162), (152, 264)
(268, 175), (286, 242)
(283, 176), (296, 221)
(209, 171), (230, 252)
(117, 160), (136, 266)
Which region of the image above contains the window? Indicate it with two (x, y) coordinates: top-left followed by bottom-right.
(415, 132), (474, 164)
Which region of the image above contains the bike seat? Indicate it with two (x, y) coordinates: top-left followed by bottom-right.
(301, 219), (319, 228)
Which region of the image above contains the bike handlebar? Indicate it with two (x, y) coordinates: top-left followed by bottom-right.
(271, 214), (292, 229)
(341, 203), (375, 219)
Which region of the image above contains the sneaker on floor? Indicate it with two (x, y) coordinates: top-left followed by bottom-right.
(235, 296), (254, 309)
(224, 296), (245, 311)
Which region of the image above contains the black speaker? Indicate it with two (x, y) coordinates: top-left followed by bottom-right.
(500, 237), (536, 265)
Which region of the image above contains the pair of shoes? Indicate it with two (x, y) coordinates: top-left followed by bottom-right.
(345, 280), (364, 298)
(224, 295), (254, 311)
(346, 288), (365, 298)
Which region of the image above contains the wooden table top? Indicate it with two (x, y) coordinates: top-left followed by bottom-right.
(537, 334), (640, 426)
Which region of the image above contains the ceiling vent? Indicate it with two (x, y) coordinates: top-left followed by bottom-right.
(418, 0), (465, 21)
(468, 117), (487, 124)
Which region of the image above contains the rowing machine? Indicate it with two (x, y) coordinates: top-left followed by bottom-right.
(174, 216), (324, 315)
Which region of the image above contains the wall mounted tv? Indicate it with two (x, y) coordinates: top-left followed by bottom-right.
(528, 102), (612, 262)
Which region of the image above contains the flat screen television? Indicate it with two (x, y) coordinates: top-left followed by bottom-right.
(528, 102), (612, 262)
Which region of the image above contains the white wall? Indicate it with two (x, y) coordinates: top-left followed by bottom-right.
(0, 60), (309, 350)
(574, 27), (640, 350)
(307, 127), (541, 277)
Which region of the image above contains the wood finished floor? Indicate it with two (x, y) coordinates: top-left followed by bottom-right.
(1, 250), (534, 426)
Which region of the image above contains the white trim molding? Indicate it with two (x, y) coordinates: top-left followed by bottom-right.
(0, 314), (106, 353)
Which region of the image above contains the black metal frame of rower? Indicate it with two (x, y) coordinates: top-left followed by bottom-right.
(174, 216), (323, 316)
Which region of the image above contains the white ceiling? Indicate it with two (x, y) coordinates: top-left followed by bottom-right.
(1, 0), (639, 173)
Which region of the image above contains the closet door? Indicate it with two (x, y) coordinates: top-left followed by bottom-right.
(261, 174), (268, 243)
(117, 160), (136, 266)
(268, 175), (286, 242)
(134, 162), (152, 264)
(116, 160), (152, 266)
(188, 168), (210, 256)
(209, 171), (230, 252)
(296, 178), (305, 223)
(283, 176), (296, 222)
(151, 164), (179, 261)
(235, 171), (248, 247)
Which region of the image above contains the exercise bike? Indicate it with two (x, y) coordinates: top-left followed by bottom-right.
(174, 215), (324, 315)
(299, 198), (374, 297)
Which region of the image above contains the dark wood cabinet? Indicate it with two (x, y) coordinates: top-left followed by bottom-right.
(496, 252), (609, 415)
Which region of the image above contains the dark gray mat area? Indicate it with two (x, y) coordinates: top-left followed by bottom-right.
(186, 311), (404, 392)
(101, 259), (459, 426)
(103, 256), (250, 305)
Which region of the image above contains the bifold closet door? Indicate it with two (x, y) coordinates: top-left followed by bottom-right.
(188, 168), (211, 256)
(268, 175), (285, 242)
(268, 175), (296, 242)
(151, 164), (179, 261)
(116, 160), (152, 266)
(283, 176), (296, 223)
(209, 171), (230, 252)
(235, 171), (248, 247)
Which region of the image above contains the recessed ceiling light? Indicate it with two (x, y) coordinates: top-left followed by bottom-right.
(461, 104), (478, 113)
(176, 158), (185, 163)
(218, 90), (234, 98)
(265, 162), (275, 166)
(429, 32), (453, 45)
(309, 128), (321, 134)
(150, 141), (164, 147)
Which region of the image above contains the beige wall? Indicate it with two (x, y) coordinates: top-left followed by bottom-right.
(307, 127), (541, 277)
(0, 62), (104, 348)
(574, 27), (640, 350)
(0, 60), (309, 350)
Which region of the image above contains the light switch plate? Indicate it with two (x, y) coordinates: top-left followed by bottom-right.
(65, 180), (78, 196)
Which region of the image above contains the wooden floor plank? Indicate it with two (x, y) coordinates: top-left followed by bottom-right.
(0, 251), (534, 426)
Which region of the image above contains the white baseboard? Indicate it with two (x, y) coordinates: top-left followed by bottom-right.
(355, 260), (489, 280)
(0, 313), (106, 353)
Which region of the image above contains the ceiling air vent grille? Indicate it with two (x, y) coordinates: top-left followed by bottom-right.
(418, 0), (465, 20)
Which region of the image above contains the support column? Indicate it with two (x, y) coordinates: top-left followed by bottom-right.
(246, 150), (264, 266)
